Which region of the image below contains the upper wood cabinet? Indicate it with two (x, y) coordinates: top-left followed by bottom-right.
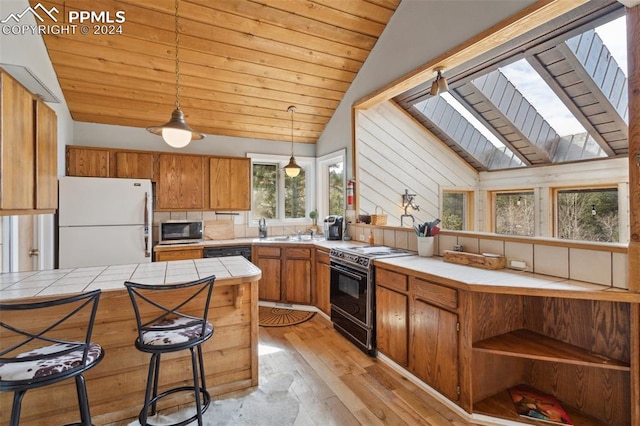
(66, 147), (109, 177)
(114, 151), (154, 179)
(209, 157), (250, 210)
(35, 102), (58, 210)
(0, 70), (57, 214)
(156, 154), (204, 210)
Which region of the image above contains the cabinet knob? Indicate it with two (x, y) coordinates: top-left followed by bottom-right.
(29, 248), (40, 257)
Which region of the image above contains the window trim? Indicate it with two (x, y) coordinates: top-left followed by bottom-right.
(552, 184), (621, 243)
(316, 149), (346, 220)
(441, 188), (475, 231)
(247, 152), (316, 226)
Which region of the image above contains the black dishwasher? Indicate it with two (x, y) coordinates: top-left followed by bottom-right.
(203, 245), (252, 261)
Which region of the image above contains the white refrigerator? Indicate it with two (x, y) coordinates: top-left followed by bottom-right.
(58, 176), (152, 268)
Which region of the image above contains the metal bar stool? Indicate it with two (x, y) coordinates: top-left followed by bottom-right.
(0, 289), (104, 426)
(124, 275), (216, 426)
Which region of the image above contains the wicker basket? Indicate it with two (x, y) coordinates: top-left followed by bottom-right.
(370, 206), (387, 225)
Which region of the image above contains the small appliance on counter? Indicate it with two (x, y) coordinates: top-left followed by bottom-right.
(158, 220), (203, 244)
(324, 215), (344, 240)
(258, 218), (267, 239)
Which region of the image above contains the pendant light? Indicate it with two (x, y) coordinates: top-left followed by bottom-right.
(283, 106), (301, 178)
(147, 0), (204, 148)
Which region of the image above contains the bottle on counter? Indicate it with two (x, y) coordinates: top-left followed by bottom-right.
(369, 229), (374, 245)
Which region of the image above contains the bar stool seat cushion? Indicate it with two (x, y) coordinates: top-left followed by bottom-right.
(141, 317), (213, 347)
(0, 343), (103, 382)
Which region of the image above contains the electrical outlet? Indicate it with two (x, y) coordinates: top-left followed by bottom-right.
(359, 234), (365, 241)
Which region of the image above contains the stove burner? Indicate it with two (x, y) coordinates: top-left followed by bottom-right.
(330, 245), (414, 270)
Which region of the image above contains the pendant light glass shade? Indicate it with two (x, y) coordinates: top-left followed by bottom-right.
(147, 0), (204, 148)
(284, 106), (301, 178)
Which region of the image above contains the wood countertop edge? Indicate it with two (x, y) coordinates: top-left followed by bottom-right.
(375, 260), (640, 303)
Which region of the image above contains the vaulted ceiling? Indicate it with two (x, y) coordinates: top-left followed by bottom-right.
(30, 0), (400, 144)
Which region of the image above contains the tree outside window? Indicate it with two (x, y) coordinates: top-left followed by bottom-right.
(495, 192), (534, 236)
(285, 169), (306, 219)
(557, 188), (618, 242)
(328, 161), (344, 215)
(252, 163), (277, 219)
(442, 192), (466, 230)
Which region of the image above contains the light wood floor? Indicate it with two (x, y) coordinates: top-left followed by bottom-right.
(255, 314), (478, 426)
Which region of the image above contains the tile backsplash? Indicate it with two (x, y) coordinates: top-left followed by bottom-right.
(347, 224), (628, 290)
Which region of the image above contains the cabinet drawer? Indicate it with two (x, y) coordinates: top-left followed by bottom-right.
(155, 248), (202, 261)
(286, 247), (311, 259)
(411, 277), (457, 310)
(316, 250), (330, 265)
(256, 246), (281, 257)
(376, 268), (408, 292)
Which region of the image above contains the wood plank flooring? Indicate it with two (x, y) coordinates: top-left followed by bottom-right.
(111, 314), (479, 425)
(257, 314), (477, 425)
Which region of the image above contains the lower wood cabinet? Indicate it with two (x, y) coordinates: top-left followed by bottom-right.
(154, 246), (203, 262)
(315, 248), (331, 315)
(254, 244), (314, 305)
(375, 264), (637, 426)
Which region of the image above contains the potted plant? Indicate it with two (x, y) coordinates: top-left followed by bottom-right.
(309, 209), (318, 233)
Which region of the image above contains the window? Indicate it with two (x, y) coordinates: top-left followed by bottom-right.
(442, 191), (473, 230)
(556, 188), (618, 242)
(249, 153), (316, 224)
(494, 191), (534, 236)
(316, 150), (346, 219)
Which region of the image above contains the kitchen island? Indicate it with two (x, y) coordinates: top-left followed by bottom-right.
(0, 257), (261, 425)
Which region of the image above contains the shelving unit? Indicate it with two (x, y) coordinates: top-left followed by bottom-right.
(474, 328), (630, 370)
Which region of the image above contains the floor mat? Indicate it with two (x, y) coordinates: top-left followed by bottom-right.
(258, 306), (315, 327)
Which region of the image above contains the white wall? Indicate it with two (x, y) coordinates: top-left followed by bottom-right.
(317, 0), (538, 178)
(356, 102), (478, 226)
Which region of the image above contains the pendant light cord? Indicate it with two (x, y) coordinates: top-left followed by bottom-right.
(290, 108), (294, 155)
(174, 0), (180, 110)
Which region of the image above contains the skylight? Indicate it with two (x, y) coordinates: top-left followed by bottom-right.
(439, 92), (506, 148)
(499, 59), (586, 137)
(595, 16), (627, 77)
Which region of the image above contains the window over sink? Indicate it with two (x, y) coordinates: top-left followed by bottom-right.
(248, 153), (316, 225)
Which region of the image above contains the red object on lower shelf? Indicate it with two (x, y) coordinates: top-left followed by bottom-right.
(509, 384), (573, 425)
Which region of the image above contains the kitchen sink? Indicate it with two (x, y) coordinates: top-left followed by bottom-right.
(261, 235), (324, 242)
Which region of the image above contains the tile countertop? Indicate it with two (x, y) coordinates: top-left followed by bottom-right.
(0, 256), (261, 301)
(375, 255), (640, 303)
(154, 237), (366, 249)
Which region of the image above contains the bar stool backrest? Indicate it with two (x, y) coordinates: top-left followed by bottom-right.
(0, 289), (102, 386)
(124, 275), (216, 351)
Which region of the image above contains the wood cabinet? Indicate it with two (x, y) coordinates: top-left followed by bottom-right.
(66, 147), (110, 177)
(254, 244), (314, 304)
(209, 157), (250, 210)
(375, 263), (637, 426)
(154, 246), (203, 262)
(254, 246), (282, 301)
(315, 248), (331, 315)
(35, 102), (58, 210)
(0, 70), (57, 214)
(114, 151), (154, 179)
(375, 268), (409, 367)
(156, 154), (204, 210)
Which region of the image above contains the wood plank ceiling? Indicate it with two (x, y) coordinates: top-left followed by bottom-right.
(30, 0), (400, 144)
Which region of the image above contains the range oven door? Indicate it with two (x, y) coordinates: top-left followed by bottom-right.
(330, 261), (369, 327)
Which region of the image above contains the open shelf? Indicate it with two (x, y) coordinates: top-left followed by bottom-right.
(473, 329), (630, 371)
(474, 389), (609, 426)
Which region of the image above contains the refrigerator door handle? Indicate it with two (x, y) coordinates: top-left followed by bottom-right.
(144, 192), (150, 257)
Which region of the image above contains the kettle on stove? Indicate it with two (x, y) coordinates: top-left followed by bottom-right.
(324, 215), (343, 240)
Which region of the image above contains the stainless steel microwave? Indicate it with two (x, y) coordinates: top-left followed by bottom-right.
(159, 220), (204, 244)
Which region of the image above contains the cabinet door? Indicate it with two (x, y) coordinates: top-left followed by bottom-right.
(35, 101), (57, 210)
(284, 258), (311, 304)
(157, 154), (204, 209)
(66, 147), (110, 177)
(256, 257), (281, 301)
(376, 286), (409, 367)
(115, 152), (153, 179)
(410, 298), (459, 401)
(1, 72), (35, 210)
(315, 250), (331, 315)
(209, 157), (251, 210)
